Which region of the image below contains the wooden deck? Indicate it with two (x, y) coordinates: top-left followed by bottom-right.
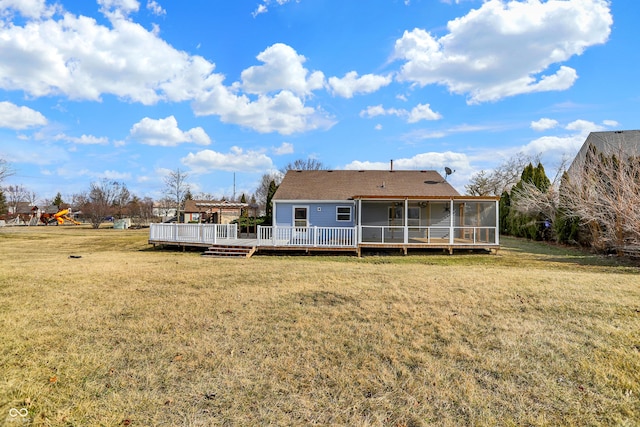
(148, 224), (499, 257)
(149, 236), (498, 256)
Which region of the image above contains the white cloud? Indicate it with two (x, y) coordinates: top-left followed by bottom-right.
(407, 103), (442, 122)
(193, 88), (335, 135)
(0, 0), (59, 19)
(394, 0), (612, 103)
(100, 170), (132, 180)
(0, 11), (336, 136)
(240, 43), (324, 97)
(252, 4), (268, 17)
(531, 118), (559, 132)
(97, 0), (140, 16)
(129, 116), (211, 147)
(54, 133), (109, 145)
(273, 142), (294, 155)
(146, 0), (165, 15)
(252, 0), (299, 17)
(602, 120), (619, 128)
(0, 11), (221, 105)
(0, 102), (47, 130)
(181, 146), (274, 173)
(520, 119), (609, 162)
(328, 71), (392, 98)
(344, 151), (470, 172)
(360, 103), (441, 122)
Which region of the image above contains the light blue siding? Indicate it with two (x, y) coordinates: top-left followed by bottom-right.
(275, 202), (356, 227)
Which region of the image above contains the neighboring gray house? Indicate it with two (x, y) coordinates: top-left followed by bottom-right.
(567, 130), (640, 177)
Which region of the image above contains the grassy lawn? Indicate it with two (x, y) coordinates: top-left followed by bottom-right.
(1, 226), (639, 426)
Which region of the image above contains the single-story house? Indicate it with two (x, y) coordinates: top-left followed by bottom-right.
(270, 169), (500, 254)
(149, 169), (500, 256)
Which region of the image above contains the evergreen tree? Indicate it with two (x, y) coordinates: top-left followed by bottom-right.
(555, 171), (582, 244)
(0, 189), (7, 215)
(265, 180), (278, 224)
(53, 192), (64, 209)
(506, 162), (552, 240)
(498, 190), (511, 234)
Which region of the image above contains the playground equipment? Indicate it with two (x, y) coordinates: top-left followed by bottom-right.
(40, 209), (81, 225)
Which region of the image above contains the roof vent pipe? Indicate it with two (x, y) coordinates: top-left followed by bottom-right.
(390, 159), (394, 171)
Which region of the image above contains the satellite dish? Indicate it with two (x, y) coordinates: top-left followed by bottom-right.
(444, 166), (455, 180)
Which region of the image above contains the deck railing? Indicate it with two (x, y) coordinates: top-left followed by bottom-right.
(150, 224), (498, 247)
(149, 223), (237, 245)
(359, 225), (498, 245)
(257, 226), (357, 247)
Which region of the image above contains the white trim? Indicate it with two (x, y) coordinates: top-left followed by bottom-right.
(275, 199), (357, 204)
(292, 205), (309, 227)
(336, 205), (353, 222)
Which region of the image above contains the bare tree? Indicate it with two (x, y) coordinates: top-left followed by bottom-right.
(4, 184), (30, 214)
(466, 152), (539, 196)
(510, 180), (559, 234)
(79, 180), (128, 229)
(560, 144), (640, 253)
(163, 168), (190, 223)
(0, 158), (14, 184)
(508, 157), (569, 239)
(279, 158), (329, 174)
(254, 171), (283, 215)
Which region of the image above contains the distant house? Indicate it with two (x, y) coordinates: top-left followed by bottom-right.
(152, 202), (177, 221)
(150, 170), (500, 255)
(183, 199), (248, 224)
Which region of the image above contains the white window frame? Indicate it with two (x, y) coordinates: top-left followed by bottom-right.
(292, 205), (309, 227)
(336, 206), (352, 222)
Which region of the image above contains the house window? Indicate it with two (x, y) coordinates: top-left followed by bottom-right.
(336, 206), (352, 222)
(294, 207), (308, 227)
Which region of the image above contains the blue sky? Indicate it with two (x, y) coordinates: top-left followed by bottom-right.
(0, 0), (635, 202)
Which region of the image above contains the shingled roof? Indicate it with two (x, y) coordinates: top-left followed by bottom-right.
(273, 170), (460, 201)
(569, 130), (640, 174)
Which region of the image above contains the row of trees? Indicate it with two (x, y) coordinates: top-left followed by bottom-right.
(472, 146), (640, 255)
(0, 157), (328, 229)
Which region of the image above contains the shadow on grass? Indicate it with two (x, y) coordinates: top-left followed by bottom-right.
(500, 236), (640, 272)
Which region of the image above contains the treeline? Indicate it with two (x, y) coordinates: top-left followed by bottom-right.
(471, 146), (640, 255)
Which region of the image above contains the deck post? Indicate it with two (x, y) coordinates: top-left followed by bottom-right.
(357, 199), (362, 244)
(449, 199), (454, 245)
(403, 199), (408, 244)
(495, 199), (500, 245)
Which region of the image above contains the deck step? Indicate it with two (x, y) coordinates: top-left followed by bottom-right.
(202, 245), (256, 258)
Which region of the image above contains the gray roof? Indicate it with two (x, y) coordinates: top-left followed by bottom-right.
(569, 130), (640, 173)
(273, 170), (460, 201)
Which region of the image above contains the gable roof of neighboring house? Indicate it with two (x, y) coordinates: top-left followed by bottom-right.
(273, 170), (460, 201)
(184, 199), (248, 213)
(568, 130), (640, 174)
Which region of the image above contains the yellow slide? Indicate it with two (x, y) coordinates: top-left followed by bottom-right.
(53, 209), (81, 225)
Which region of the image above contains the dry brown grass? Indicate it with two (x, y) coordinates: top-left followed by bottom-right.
(1, 226), (639, 426)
